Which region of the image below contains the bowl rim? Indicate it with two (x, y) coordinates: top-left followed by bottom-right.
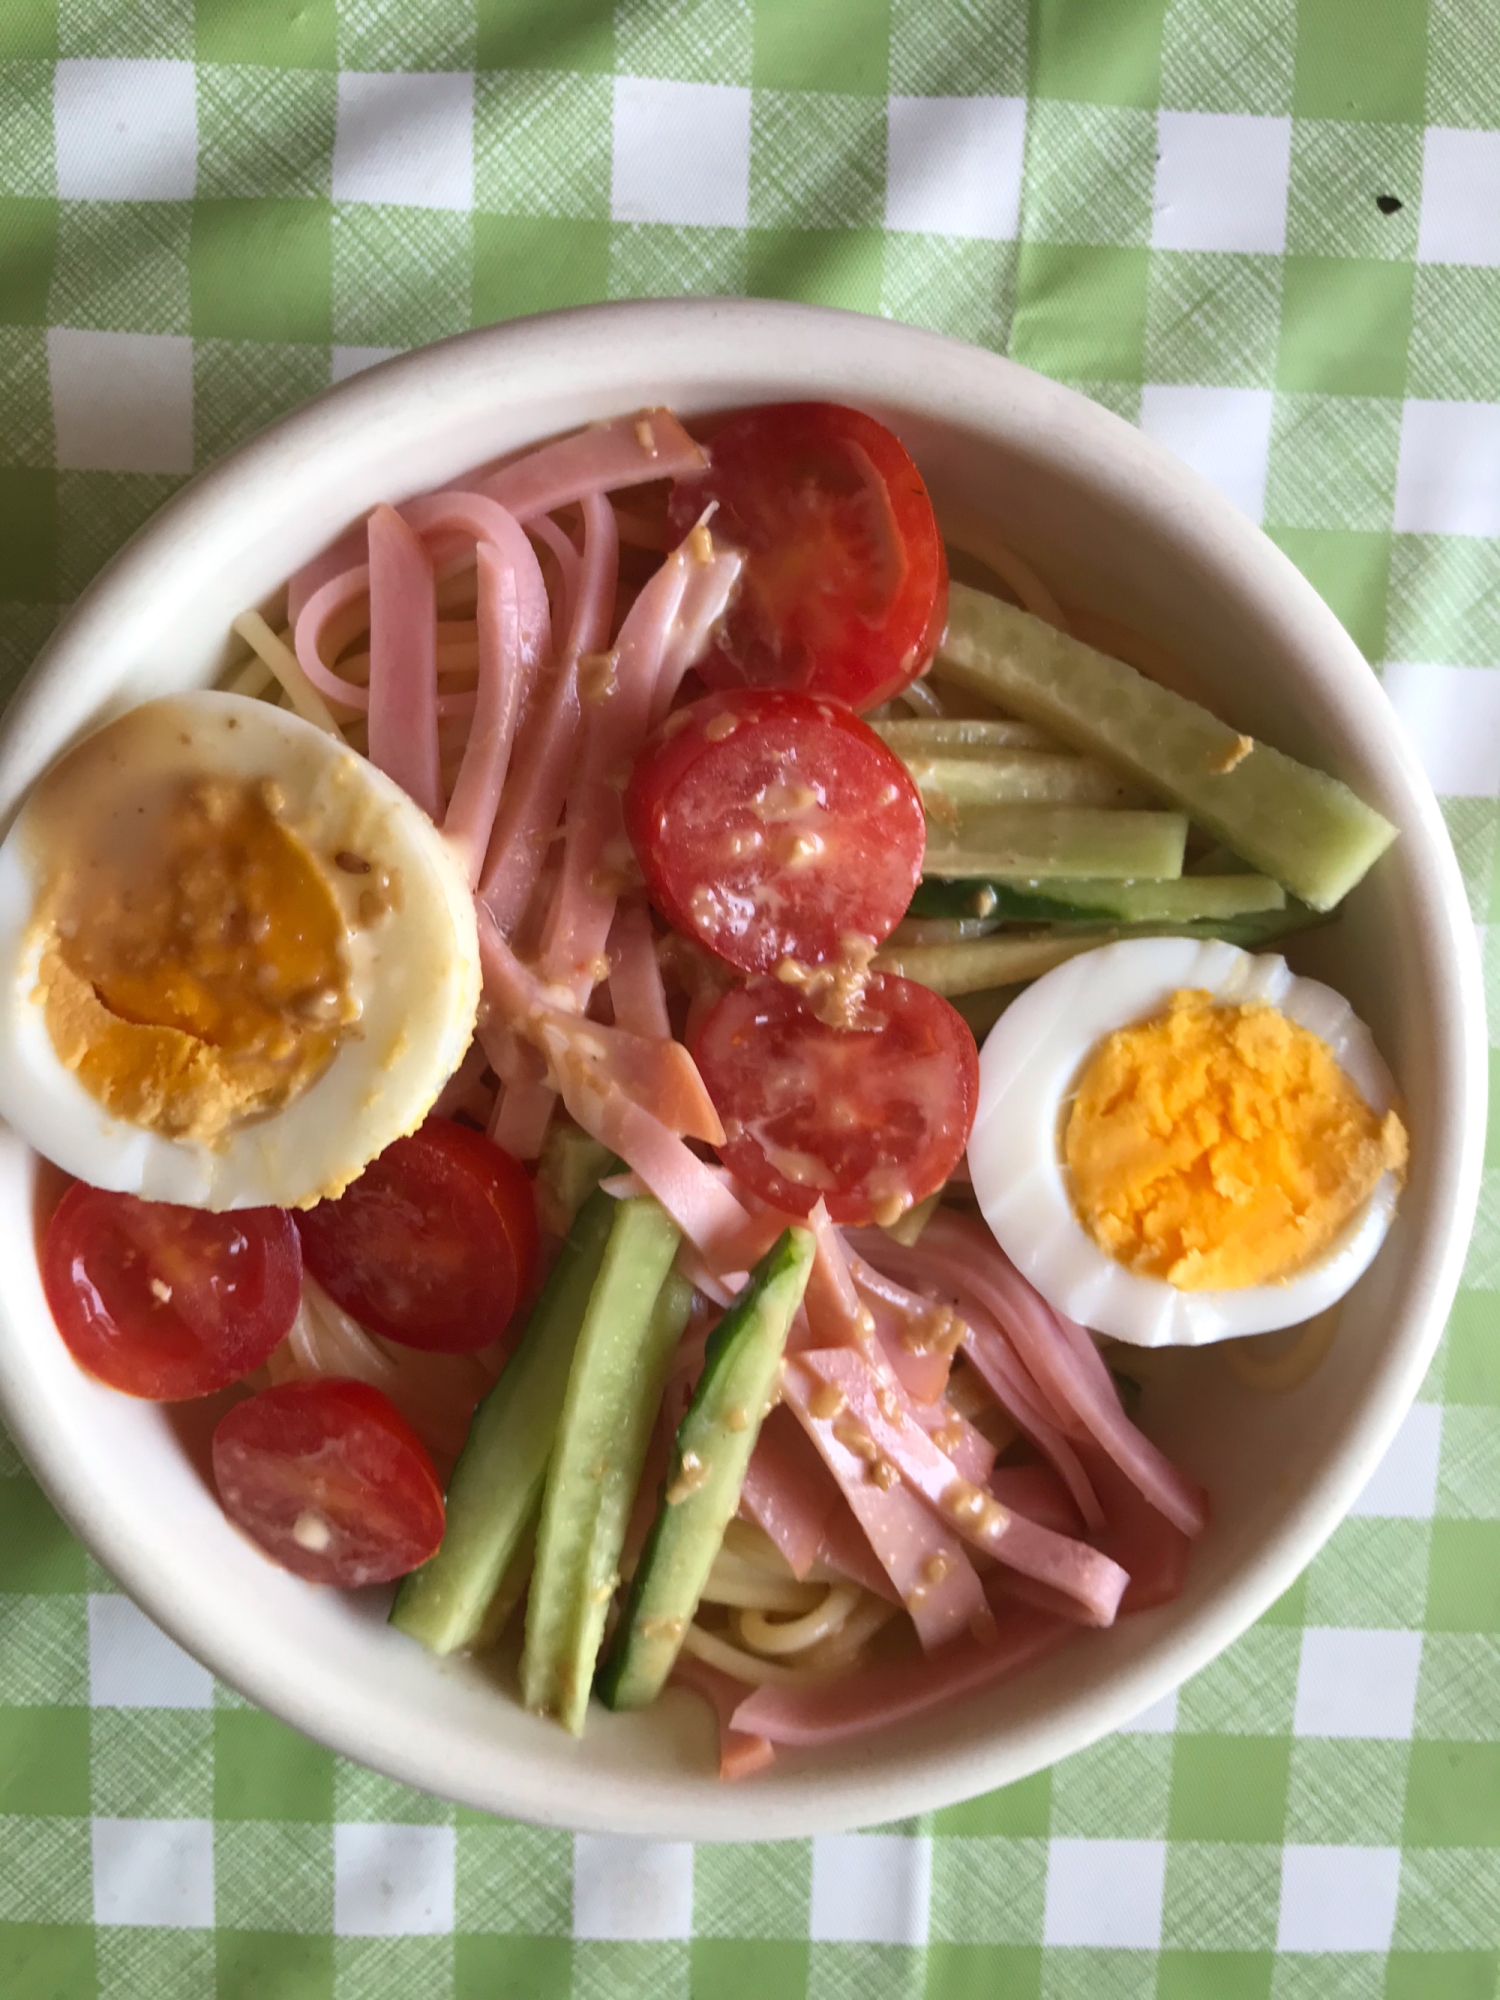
(0, 296), (1485, 1840)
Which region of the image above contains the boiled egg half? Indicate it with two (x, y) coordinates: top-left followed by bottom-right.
(0, 691), (479, 1209)
(967, 936), (1407, 1346)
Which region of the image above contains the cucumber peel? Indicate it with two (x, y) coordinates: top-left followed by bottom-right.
(922, 803), (1188, 881)
(909, 874), (1286, 925)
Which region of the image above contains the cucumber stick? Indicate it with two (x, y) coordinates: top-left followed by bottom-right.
(389, 1188), (616, 1656)
(923, 803), (1187, 881)
(936, 584), (1397, 910)
(597, 1226), (815, 1712)
(908, 751), (1148, 810)
(876, 930), (1106, 995)
(520, 1200), (692, 1734)
(872, 718), (1059, 756)
(909, 874), (1286, 925)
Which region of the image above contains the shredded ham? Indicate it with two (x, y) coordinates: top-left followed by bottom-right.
(366, 505), (441, 818)
(848, 1255), (956, 1405)
(670, 1653), (776, 1781)
(607, 900), (671, 1040)
(475, 408), (706, 521)
(739, 1406), (842, 1579)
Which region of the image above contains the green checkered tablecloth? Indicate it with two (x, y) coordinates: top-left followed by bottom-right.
(2, 1), (1499, 1994)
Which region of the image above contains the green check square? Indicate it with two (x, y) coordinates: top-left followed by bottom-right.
(0, 471), (57, 604)
(881, 236), (1016, 354)
(477, 0), (613, 71)
(574, 1940), (688, 1997)
(1054, 1734), (1171, 1838)
(190, 198), (333, 343)
(1263, 393), (1402, 532)
(1162, 1842), (1281, 1951)
(51, 200), (191, 334)
(333, 1760), (453, 1825)
(746, 227), (884, 313)
(690, 1938), (808, 1999)
(473, 215), (611, 323)
(335, 0), (475, 71)
(0, 1815), (91, 1923)
(1386, 1951), (1498, 2000)
(929, 1836), (1046, 1945)
(217, 1931), (334, 2000)
(0, 199), (58, 327)
(92, 1710), (213, 1819)
(1143, 251), (1282, 387)
(196, 64), (338, 201)
(1409, 268), (1500, 404)
(454, 1822), (573, 1935)
(58, 0), (192, 59)
(332, 204), (472, 347)
(889, 0), (1027, 96)
(1286, 1739), (1408, 1845)
(1307, 1518), (1430, 1628)
(1445, 1294), (1500, 1406)
(213, 1710), (335, 1821)
(1285, 119), (1421, 262)
(752, 0), (888, 93)
(0, 1597), (86, 1705)
(1159, 0), (1293, 114)
(475, 71), (612, 220)
(195, 338), (330, 468)
(1429, 1521), (1500, 1632)
(1158, 1949), (1272, 2000)
(1266, 528), (1390, 661)
(615, 0), (752, 86)
(750, 92), (887, 231)
(607, 222), (748, 299)
(1464, 1176), (1500, 1292)
(925, 1943), (1040, 1999)
(1393, 1847), (1500, 1951)
(0, 1482), (83, 1594)
(1439, 803), (1500, 927)
(1169, 1737), (1290, 1844)
(693, 1839), (809, 1938)
(1292, 0), (1427, 121)
(196, 0), (336, 65)
(98, 1931), (214, 1994)
(0, 1923), (94, 1996)
(1387, 537), (1500, 669)
(1178, 1627), (1301, 1736)
(455, 1935), (571, 2000)
(57, 470), (184, 598)
(215, 1822), (333, 1933)
(935, 1770), (1050, 1837)
(0, 4), (55, 59)
(0, 63), (54, 199)
(1031, 0), (1166, 106)
(1405, 1742), (1500, 1845)
(1010, 243), (1150, 382)
(1438, 1406), (1500, 1518)
(1276, 257), (1412, 397)
(1024, 99), (1156, 247)
(1425, 9), (1500, 127)
(1259, 1574), (1307, 1627)
(0, 606), (58, 710)
(0, 1709), (88, 1815)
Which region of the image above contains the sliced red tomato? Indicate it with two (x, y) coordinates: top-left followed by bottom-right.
(667, 402), (948, 711)
(693, 974), (979, 1226)
(626, 688), (926, 976)
(212, 1378), (445, 1586)
(294, 1119), (537, 1355)
(41, 1185), (301, 1400)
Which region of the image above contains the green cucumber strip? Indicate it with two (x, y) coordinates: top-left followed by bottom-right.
(872, 718), (1058, 756)
(876, 931), (1105, 995)
(908, 751), (1147, 810)
(520, 1200), (692, 1734)
(922, 803), (1188, 881)
(389, 1188), (616, 1656)
(535, 1122), (615, 1237)
(937, 585), (1397, 910)
(471, 1509), (538, 1653)
(596, 1226), (815, 1712)
(909, 874), (1286, 925)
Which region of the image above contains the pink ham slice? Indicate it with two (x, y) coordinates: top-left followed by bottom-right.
(475, 409), (707, 522)
(366, 504), (441, 818)
(848, 1255), (957, 1406)
(739, 1406), (841, 1580)
(607, 900), (671, 1041)
(670, 1654), (775, 1782)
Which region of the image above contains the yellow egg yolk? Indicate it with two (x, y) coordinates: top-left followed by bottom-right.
(1063, 988), (1408, 1290)
(37, 774), (356, 1145)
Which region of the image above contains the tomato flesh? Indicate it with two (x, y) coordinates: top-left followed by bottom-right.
(694, 973), (979, 1226)
(41, 1184), (301, 1400)
(295, 1119), (537, 1355)
(626, 688), (926, 977)
(668, 402), (948, 711)
(212, 1378), (445, 1586)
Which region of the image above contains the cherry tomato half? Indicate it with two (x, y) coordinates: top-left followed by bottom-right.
(212, 1378), (445, 1586)
(626, 688), (926, 977)
(294, 1119), (537, 1354)
(694, 974), (979, 1226)
(41, 1184), (301, 1400)
(667, 402), (948, 712)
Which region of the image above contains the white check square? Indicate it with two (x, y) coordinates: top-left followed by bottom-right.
(1383, 667), (1500, 798)
(1394, 399), (1500, 536)
(1348, 1402), (1443, 1517)
(1277, 1844), (1401, 1952)
(54, 58), (197, 202)
(1140, 384), (1275, 522)
(1117, 1688), (1179, 1735)
(810, 1834), (932, 1947)
(332, 345), (402, 383)
(92, 1818), (214, 1929)
(1043, 1838), (1166, 1949)
(1294, 1627), (1424, 1739)
(87, 1595), (213, 1709)
(885, 96), (1027, 241)
(1418, 128), (1500, 268)
(333, 1824), (455, 1937)
(49, 329), (193, 476)
(572, 1835), (694, 1942)
(611, 76), (751, 228)
(333, 72), (475, 211)
(1153, 110), (1292, 254)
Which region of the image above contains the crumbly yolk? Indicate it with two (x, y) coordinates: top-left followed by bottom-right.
(1063, 988), (1408, 1290)
(38, 775), (355, 1145)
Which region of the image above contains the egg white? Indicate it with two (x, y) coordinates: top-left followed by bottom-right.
(0, 691), (480, 1210)
(967, 936), (1402, 1347)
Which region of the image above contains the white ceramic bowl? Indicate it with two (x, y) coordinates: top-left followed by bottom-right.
(0, 300), (1482, 1839)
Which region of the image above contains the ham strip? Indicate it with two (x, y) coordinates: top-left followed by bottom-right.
(476, 409), (706, 521)
(647, 540), (745, 728)
(848, 1256), (958, 1406)
(670, 1654), (775, 1782)
(366, 504), (441, 819)
(443, 543), (520, 878)
(803, 1205), (870, 1350)
(607, 900), (671, 1041)
(739, 1406), (841, 1579)
(731, 1606), (1070, 1749)
(287, 522), (365, 626)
